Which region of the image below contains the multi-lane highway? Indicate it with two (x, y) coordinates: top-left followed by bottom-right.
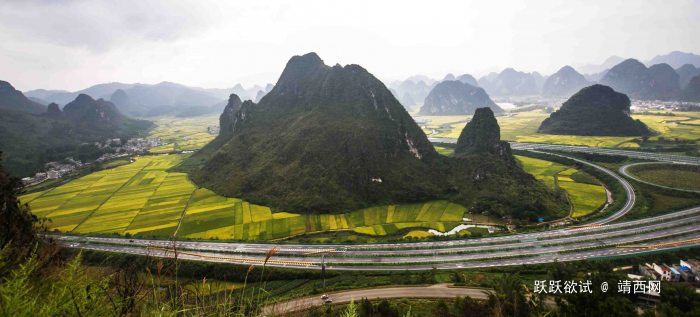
(53, 146), (700, 270)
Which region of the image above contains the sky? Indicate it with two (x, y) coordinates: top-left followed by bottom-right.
(2, 0), (699, 92)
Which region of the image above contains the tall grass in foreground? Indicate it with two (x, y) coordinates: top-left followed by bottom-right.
(0, 241), (350, 316)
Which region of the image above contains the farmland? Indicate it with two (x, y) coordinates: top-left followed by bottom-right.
(627, 164), (700, 191)
(147, 115), (219, 153)
(515, 156), (607, 218)
(20, 155), (479, 240)
(419, 108), (700, 148)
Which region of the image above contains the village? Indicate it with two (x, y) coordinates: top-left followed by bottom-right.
(21, 137), (162, 186)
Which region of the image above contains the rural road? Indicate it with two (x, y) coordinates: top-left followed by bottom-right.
(265, 286), (489, 314)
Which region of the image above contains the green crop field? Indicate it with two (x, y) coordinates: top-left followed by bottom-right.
(516, 155), (567, 187)
(556, 168), (607, 217)
(147, 115), (219, 153)
(428, 109), (700, 148)
(22, 155), (191, 234)
(20, 155), (477, 240)
(516, 157), (607, 218)
(627, 164), (700, 191)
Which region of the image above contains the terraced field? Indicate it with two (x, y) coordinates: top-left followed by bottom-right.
(147, 115), (219, 153)
(516, 156), (607, 218)
(20, 155), (472, 240)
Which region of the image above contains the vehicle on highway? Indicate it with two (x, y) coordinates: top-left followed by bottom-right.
(321, 294), (328, 299)
(324, 299), (333, 304)
(130, 240), (134, 243)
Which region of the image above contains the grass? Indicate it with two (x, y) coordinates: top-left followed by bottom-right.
(627, 164), (700, 191)
(21, 155), (481, 240)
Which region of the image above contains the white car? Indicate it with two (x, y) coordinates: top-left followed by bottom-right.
(321, 294), (328, 300)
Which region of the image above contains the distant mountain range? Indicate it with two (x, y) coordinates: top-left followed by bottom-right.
(419, 81), (502, 115)
(23, 81), (273, 118)
(577, 56), (625, 76)
(542, 66), (591, 97)
(676, 64), (700, 89)
(646, 51), (700, 69)
(478, 68), (541, 96)
(0, 80), (47, 115)
(599, 59), (680, 100)
(0, 80), (153, 176)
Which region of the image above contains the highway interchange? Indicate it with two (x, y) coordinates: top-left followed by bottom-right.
(54, 143), (700, 270)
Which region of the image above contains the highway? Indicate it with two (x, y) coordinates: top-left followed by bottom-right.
(52, 146), (700, 270)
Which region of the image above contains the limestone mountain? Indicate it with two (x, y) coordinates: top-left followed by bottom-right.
(396, 79), (431, 106)
(254, 90), (267, 103)
(110, 89), (148, 117)
(676, 64), (700, 89)
(418, 81), (502, 115)
(583, 69), (609, 83)
(646, 51), (700, 69)
(457, 74), (478, 87)
(578, 55), (625, 75)
(182, 53), (568, 222)
(599, 59), (679, 100)
(0, 80), (47, 115)
(676, 76), (700, 102)
(400, 92), (416, 108)
(62, 94), (152, 139)
(27, 97), (49, 105)
(45, 103), (62, 118)
(454, 107), (513, 162)
(531, 72), (548, 93)
(443, 73), (456, 81)
(542, 66), (590, 97)
(218, 94), (243, 135)
(477, 72), (498, 95)
(492, 68), (539, 96)
(538, 84), (649, 136)
(0, 94), (152, 177)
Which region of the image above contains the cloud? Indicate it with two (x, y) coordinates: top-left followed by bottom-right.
(0, 0), (220, 52)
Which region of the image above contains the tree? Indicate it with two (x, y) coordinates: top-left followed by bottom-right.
(0, 150), (42, 251)
(377, 300), (399, 317)
(361, 298), (374, 317)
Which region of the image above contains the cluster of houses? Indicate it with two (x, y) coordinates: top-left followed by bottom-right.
(22, 158), (83, 185)
(631, 100), (699, 112)
(637, 259), (700, 282)
(21, 138), (164, 186)
(208, 126), (220, 134)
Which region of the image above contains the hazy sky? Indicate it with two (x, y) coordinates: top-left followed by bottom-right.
(2, 0), (699, 92)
